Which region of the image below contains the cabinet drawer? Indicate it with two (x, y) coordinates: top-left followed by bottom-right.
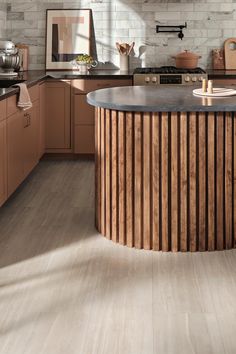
(28, 84), (39, 102)
(72, 79), (132, 94)
(7, 84), (39, 117)
(0, 100), (6, 121)
(74, 125), (95, 154)
(74, 95), (95, 125)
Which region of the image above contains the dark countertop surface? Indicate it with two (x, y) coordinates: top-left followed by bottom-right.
(0, 69), (133, 101)
(87, 85), (236, 112)
(208, 69), (236, 79)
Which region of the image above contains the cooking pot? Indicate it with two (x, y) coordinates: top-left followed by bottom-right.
(172, 50), (201, 69)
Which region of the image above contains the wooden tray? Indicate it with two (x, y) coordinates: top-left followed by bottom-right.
(193, 87), (236, 97)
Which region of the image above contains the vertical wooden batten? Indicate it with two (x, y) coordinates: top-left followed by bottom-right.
(95, 108), (236, 252)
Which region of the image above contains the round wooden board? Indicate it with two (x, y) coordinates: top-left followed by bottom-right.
(193, 87), (236, 97)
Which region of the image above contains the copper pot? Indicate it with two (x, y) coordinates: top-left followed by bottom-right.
(172, 50), (201, 69)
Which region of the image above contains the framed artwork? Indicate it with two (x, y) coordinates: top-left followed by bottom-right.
(46, 9), (92, 70)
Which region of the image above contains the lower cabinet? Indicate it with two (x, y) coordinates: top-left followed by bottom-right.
(45, 80), (71, 151)
(23, 102), (40, 178)
(0, 119), (7, 206)
(72, 79), (132, 154)
(7, 110), (24, 197)
(7, 101), (40, 197)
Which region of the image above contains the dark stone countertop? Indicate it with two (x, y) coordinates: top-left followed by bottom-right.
(87, 85), (236, 112)
(208, 69), (236, 80)
(0, 69), (133, 101)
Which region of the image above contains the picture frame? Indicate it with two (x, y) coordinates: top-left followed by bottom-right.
(46, 9), (92, 70)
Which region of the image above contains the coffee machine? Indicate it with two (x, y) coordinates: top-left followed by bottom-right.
(0, 40), (21, 76)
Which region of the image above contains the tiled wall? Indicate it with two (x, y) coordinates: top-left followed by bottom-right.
(3, 0), (236, 70)
(0, 1), (6, 40)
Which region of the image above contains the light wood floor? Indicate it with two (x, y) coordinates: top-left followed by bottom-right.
(0, 160), (236, 354)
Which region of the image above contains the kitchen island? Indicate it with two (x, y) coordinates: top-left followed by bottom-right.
(87, 86), (236, 252)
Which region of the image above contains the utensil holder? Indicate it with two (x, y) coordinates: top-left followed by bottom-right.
(120, 54), (129, 71)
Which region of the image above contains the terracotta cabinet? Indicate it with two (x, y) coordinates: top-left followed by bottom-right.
(23, 102), (40, 178)
(0, 118), (7, 206)
(7, 86), (40, 198)
(45, 81), (71, 151)
(7, 110), (24, 196)
(72, 79), (132, 154)
(39, 82), (46, 158)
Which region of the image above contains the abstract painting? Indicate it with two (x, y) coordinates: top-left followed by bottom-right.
(46, 9), (91, 70)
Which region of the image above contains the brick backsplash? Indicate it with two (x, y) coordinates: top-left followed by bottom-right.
(2, 0), (236, 70)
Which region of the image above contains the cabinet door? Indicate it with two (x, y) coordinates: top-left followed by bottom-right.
(45, 81), (71, 150)
(23, 102), (40, 177)
(0, 120), (7, 206)
(7, 111), (24, 197)
(39, 83), (46, 158)
(74, 125), (95, 154)
(74, 95), (94, 125)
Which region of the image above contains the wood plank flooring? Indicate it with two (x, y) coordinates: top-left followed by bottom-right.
(0, 160), (236, 354)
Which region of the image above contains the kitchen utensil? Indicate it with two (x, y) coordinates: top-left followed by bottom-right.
(116, 42), (135, 56)
(224, 38), (236, 70)
(212, 49), (225, 70)
(128, 42), (135, 55)
(16, 44), (29, 71)
(172, 50), (201, 69)
(193, 87), (236, 97)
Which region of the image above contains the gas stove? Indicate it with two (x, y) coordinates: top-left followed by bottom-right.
(133, 66), (207, 86)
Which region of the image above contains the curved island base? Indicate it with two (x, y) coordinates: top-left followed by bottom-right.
(88, 86), (236, 252)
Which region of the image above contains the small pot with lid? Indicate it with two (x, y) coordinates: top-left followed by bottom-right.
(172, 50), (201, 69)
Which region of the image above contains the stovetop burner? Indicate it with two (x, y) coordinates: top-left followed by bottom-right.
(134, 66), (206, 74)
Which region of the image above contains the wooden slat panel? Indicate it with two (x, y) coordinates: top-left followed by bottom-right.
(171, 113), (178, 252)
(95, 108), (236, 252)
(143, 113), (151, 250)
(95, 108), (101, 231)
(126, 113), (133, 247)
(180, 113), (187, 252)
(216, 113), (224, 250)
(208, 113), (215, 251)
(225, 112), (233, 249)
(100, 108), (106, 235)
(111, 110), (118, 242)
(152, 113), (160, 250)
(105, 109), (111, 239)
(198, 113), (206, 251)
(134, 113), (142, 249)
(189, 113), (197, 251)
(118, 112), (125, 245)
(234, 113), (236, 248)
(161, 113), (169, 251)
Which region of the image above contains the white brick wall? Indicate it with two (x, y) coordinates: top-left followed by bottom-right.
(4, 0), (236, 70)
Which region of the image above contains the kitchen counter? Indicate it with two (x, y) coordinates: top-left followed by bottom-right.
(87, 85), (236, 112)
(88, 85), (236, 252)
(208, 69), (236, 80)
(0, 69), (133, 101)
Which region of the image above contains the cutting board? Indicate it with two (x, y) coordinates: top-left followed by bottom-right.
(212, 48), (225, 70)
(193, 87), (236, 97)
(224, 38), (236, 69)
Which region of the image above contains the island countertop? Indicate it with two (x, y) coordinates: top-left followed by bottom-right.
(87, 85), (236, 112)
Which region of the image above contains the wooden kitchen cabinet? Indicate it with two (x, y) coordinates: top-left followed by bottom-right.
(73, 79), (132, 154)
(0, 119), (7, 206)
(7, 86), (40, 198)
(23, 102), (40, 178)
(45, 81), (71, 151)
(39, 82), (46, 158)
(7, 110), (24, 197)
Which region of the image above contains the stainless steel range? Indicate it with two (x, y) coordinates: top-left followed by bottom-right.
(133, 66), (207, 86)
